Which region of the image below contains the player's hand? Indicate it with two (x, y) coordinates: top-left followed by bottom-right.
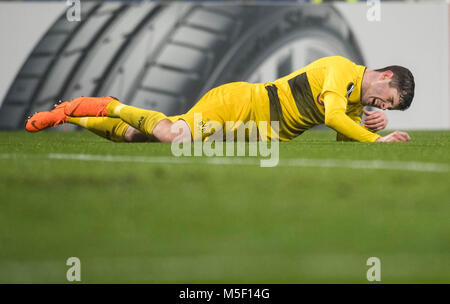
(363, 110), (388, 132)
(375, 131), (411, 142)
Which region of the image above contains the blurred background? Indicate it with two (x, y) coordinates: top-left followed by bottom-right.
(0, 0), (448, 131)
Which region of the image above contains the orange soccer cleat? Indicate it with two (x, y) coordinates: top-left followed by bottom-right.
(64, 96), (120, 117)
(25, 101), (69, 132)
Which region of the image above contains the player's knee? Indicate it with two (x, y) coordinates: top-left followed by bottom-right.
(171, 120), (192, 142)
(153, 119), (191, 142)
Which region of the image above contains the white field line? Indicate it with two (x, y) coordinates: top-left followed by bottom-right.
(0, 153), (449, 173)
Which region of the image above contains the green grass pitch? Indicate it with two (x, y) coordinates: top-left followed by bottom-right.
(0, 130), (449, 283)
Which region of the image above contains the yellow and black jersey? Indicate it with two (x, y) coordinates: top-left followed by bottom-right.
(254, 56), (380, 142)
(176, 56), (380, 142)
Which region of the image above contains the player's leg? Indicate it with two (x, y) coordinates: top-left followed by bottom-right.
(64, 96), (173, 141)
(25, 101), (150, 142)
(123, 126), (154, 142)
(66, 116), (150, 142)
(177, 82), (256, 142)
(152, 118), (192, 143)
(150, 82), (256, 142)
(63, 96), (199, 142)
(63, 82), (254, 143)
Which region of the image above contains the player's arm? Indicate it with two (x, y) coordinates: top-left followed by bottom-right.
(336, 112), (363, 142)
(325, 94), (410, 142)
(337, 110), (390, 141)
(323, 92), (381, 142)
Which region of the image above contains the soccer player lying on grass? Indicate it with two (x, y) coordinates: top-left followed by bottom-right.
(26, 56), (414, 143)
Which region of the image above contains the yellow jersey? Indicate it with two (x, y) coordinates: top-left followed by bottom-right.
(257, 56), (380, 142)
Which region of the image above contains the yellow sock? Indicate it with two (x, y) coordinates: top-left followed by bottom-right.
(106, 102), (167, 136)
(66, 116), (129, 142)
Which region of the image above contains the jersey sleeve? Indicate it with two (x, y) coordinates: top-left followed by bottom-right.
(336, 107), (368, 141)
(336, 113), (361, 142)
(323, 92), (380, 142)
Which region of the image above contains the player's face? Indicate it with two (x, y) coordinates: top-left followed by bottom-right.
(362, 71), (401, 110)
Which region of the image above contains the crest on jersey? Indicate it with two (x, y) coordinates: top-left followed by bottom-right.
(346, 82), (355, 98)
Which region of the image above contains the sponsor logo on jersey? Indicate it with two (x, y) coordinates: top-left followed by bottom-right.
(346, 82), (355, 99)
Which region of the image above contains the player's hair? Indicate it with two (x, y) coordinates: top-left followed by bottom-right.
(375, 66), (415, 110)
